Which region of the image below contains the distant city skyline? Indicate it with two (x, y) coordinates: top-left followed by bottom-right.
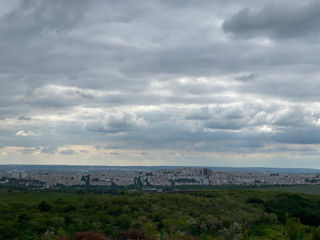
(1, 0), (320, 167)
(2, 166), (320, 189)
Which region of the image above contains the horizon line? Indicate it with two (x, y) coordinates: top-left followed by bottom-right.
(0, 164), (319, 170)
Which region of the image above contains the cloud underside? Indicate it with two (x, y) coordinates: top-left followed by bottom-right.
(1, 0), (320, 166)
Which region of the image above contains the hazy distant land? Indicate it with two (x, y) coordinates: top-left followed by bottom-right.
(1, 164), (319, 173)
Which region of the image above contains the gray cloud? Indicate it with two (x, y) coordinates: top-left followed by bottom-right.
(18, 116), (31, 121)
(109, 151), (120, 156)
(59, 149), (75, 155)
(41, 146), (57, 154)
(84, 112), (148, 134)
(0, 0), (320, 166)
(273, 127), (320, 144)
(0, 0), (89, 39)
(223, 1), (320, 39)
(235, 73), (256, 82)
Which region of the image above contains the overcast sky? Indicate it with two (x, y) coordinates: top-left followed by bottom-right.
(1, 0), (320, 167)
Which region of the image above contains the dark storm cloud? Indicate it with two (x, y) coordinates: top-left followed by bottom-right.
(223, 1), (320, 39)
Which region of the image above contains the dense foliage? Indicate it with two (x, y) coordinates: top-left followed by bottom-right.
(1, 188), (320, 239)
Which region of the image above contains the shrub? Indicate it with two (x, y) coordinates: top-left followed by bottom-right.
(38, 201), (51, 212)
(286, 218), (302, 240)
(57, 231), (109, 240)
(246, 197), (264, 205)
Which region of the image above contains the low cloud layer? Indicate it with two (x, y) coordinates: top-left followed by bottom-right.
(1, 0), (320, 167)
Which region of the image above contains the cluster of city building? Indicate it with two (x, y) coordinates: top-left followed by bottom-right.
(0, 167), (319, 189)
